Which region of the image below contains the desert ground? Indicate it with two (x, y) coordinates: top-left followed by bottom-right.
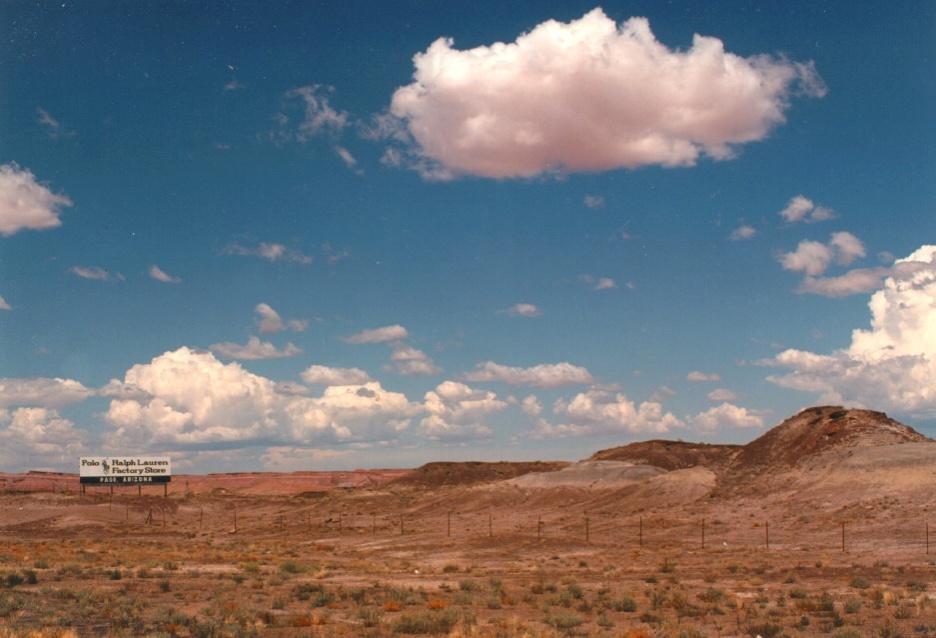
(1, 406), (935, 637)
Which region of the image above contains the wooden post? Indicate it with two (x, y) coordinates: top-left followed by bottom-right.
(138, 485), (141, 497)
(163, 483), (167, 498)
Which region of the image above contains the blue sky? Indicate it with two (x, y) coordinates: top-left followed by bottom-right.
(1, 1), (933, 473)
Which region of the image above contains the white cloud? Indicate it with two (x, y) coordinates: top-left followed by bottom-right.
(0, 163), (73, 236)
(418, 381), (505, 441)
(0, 295), (10, 310)
(580, 274), (617, 291)
(301, 365), (373, 386)
(778, 195), (835, 224)
(780, 240), (833, 276)
(729, 224), (756, 241)
(103, 347), (421, 450)
(686, 371), (721, 382)
(280, 85), (348, 142)
(387, 9), (825, 179)
(342, 325), (409, 344)
(687, 403), (765, 433)
(584, 195), (605, 209)
(0, 377), (93, 409)
(521, 395), (542, 416)
(0, 407), (88, 471)
(69, 265), (124, 281)
(36, 108), (75, 139)
(533, 389), (681, 438)
(149, 264), (181, 283)
(829, 231), (866, 266)
(779, 231), (870, 282)
(463, 361), (594, 388)
(254, 302), (308, 334)
(763, 245), (936, 417)
(209, 336), (301, 360)
(707, 388), (741, 402)
(388, 343), (441, 376)
(797, 259), (933, 297)
(503, 303), (542, 317)
(223, 241), (312, 264)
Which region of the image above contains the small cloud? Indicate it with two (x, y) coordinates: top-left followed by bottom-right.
(300, 365), (373, 386)
(502, 303), (542, 317)
(222, 241), (312, 264)
(584, 195), (605, 209)
(149, 265), (181, 283)
(387, 343), (441, 376)
(707, 388), (741, 401)
(69, 266), (124, 282)
(255, 303), (307, 334)
(686, 371), (722, 383)
(223, 79), (246, 92)
(729, 224), (756, 241)
(0, 295), (11, 310)
(779, 232), (866, 278)
(342, 325), (409, 344)
(36, 107), (75, 139)
(0, 163), (72, 236)
(463, 361), (594, 388)
(209, 336), (301, 360)
(778, 195), (835, 224)
(580, 275), (617, 291)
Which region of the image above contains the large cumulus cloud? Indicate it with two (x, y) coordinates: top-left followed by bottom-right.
(387, 9), (825, 179)
(764, 245), (936, 417)
(103, 347), (421, 450)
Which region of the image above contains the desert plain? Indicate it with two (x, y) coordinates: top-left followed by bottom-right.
(1, 405), (935, 637)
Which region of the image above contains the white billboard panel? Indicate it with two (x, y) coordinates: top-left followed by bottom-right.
(79, 456), (171, 484)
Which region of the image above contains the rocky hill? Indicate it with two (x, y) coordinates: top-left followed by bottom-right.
(730, 405), (930, 470)
(588, 439), (738, 471)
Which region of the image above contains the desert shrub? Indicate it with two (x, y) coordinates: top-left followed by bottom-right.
(545, 609), (584, 632)
(596, 612), (613, 629)
(844, 598), (862, 613)
(851, 575), (871, 589)
(279, 559), (305, 574)
(610, 595), (638, 612)
(442, 563), (460, 573)
(894, 604), (915, 619)
(391, 608), (461, 634)
(2, 574), (23, 589)
(357, 607), (382, 628)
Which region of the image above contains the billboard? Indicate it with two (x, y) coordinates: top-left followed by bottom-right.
(79, 457), (172, 484)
